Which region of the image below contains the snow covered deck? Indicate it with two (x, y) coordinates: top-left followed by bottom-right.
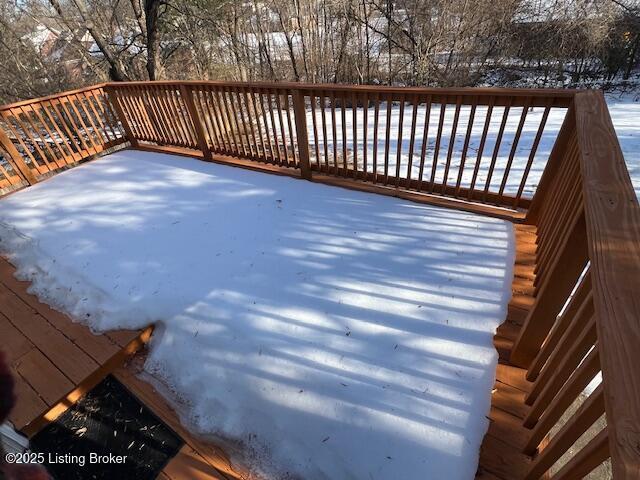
(0, 150), (518, 479)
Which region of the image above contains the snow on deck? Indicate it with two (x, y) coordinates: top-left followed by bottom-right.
(0, 151), (515, 480)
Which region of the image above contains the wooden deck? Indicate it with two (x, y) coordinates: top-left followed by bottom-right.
(2, 82), (636, 478)
(0, 256), (151, 436)
(476, 224), (537, 478)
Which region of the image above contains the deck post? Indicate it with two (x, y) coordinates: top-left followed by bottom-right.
(104, 86), (139, 148)
(179, 84), (213, 161)
(0, 125), (38, 185)
(292, 89), (312, 180)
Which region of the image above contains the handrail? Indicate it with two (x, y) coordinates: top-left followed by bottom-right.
(0, 82), (576, 114)
(102, 80), (577, 107)
(574, 90), (640, 478)
(0, 84), (109, 112)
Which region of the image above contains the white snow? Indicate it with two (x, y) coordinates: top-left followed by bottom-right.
(606, 95), (640, 199)
(0, 150), (515, 480)
(305, 101), (566, 199)
(299, 95), (640, 202)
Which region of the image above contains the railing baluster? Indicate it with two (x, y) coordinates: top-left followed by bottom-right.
(351, 92), (357, 178)
(548, 427), (609, 480)
(383, 93), (392, 185)
(525, 105), (575, 224)
(118, 87), (145, 141)
(341, 94), (347, 176)
(309, 91), (320, 168)
(259, 89), (276, 163)
(525, 385), (604, 476)
(266, 90), (282, 164)
(429, 99), (446, 193)
(249, 89), (267, 160)
(395, 95), (405, 187)
(416, 95), (432, 191)
(243, 88), (260, 160)
(229, 89), (248, 158)
(72, 94), (102, 148)
(320, 91), (329, 170)
(80, 92), (109, 145)
(41, 100), (77, 161)
(443, 96), (462, 189)
(330, 92), (338, 173)
(362, 92), (368, 179)
(527, 271), (592, 381)
(372, 93), (380, 183)
(406, 94), (419, 186)
(274, 90), (289, 166)
(210, 86), (232, 154)
(283, 91), (297, 166)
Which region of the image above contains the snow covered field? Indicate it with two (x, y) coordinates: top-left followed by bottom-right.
(606, 95), (640, 198)
(305, 101), (563, 199)
(0, 151), (515, 479)
(304, 94), (640, 200)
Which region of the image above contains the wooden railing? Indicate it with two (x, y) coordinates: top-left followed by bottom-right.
(0, 84), (126, 188)
(103, 81), (576, 218)
(511, 90), (640, 479)
(0, 82), (638, 479)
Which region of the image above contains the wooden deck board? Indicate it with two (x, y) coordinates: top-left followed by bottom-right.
(162, 446), (229, 480)
(0, 256), (146, 433)
(13, 349), (74, 405)
(0, 259), (121, 363)
(0, 282), (100, 383)
(477, 224), (538, 479)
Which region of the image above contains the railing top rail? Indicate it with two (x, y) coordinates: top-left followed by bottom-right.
(105, 80), (577, 107)
(574, 90), (640, 478)
(0, 81), (578, 111)
(106, 79), (578, 96)
(0, 83), (109, 112)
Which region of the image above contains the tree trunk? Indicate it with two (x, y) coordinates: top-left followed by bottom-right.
(145, 0), (162, 81)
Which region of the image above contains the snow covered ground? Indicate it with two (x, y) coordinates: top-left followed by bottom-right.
(303, 94), (640, 200)
(606, 95), (640, 198)
(0, 151), (515, 479)
(305, 101), (564, 199)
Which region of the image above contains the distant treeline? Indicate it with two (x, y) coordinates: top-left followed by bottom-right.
(0, 0), (639, 104)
